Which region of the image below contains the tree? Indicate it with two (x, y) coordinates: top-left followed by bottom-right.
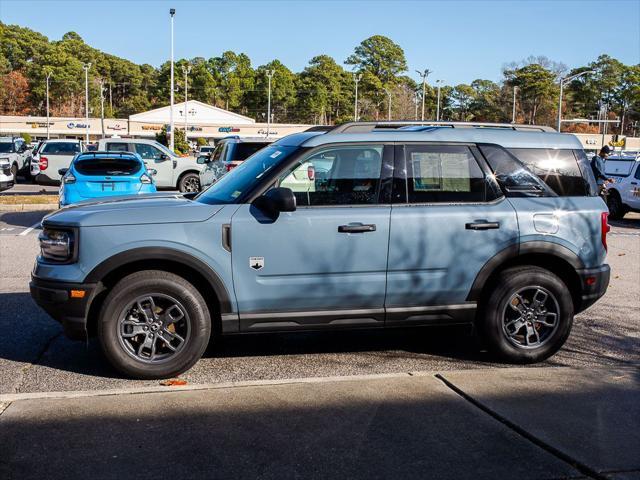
(451, 84), (475, 121)
(155, 125), (189, 154)
(0, 70), (30, 114)
(504, 64), (557, 124)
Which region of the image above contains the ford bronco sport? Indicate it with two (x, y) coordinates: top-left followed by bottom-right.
(30, 122), (610, 379)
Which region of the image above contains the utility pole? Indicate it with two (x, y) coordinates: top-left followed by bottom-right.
(266, 69), (275, 137)
(109, 83), (112, 113)
(353, 73), (362, 121)
(169, 8), (176, 151)
(557, 70), (593, 132)
(83, 63), (91, 143)
(414, 90), (419, 120)
(435, 80), (443, 121)
(384, 88), (392, 120)
(511, 86), (518, 123)
(182, 63), (192, 142)
(45, 71), (52, 139)
(416, 69), (431, 121)
(99, 79), (105, 138)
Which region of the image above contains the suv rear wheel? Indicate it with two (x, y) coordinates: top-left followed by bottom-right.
(98, 270), (211, 379)
(607, 190), (627, 220)
(481, 266), (573, 363)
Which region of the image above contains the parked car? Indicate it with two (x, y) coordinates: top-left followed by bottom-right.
(605, 154), (640, 219)
(31, 122), (610, 379)
(0, 157), (14, 191)
(0, 136), (32, 181)
(96, 138), (203, 192)
(58, 151), (157, 207)
(197, 145), (215, 156)
(198, 137), (273, 190)
(34, 139), (83, 185)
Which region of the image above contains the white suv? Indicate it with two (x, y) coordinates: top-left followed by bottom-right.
(0, 136), (32, 181)
(605, 154), (640, 219)
(97, 138), (203, 192)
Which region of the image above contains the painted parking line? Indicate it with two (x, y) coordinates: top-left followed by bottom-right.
(19, 221), (41, 236)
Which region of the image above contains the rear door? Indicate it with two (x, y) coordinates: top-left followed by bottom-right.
(385, 143), (518, 325)
(230, 143), (393, 331)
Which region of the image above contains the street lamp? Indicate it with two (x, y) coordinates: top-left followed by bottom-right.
(182, 63), (192, 141)
(82, 63), (91, 143)
(266, 69), (275, 137)
(435, 80), (443, 121)
(558, 70), (593, 132)
(511, 85), (518, 123)
(416, 68), (431, 121)
(169, 8), (176, 151)
(384, 88), (392, 120)
(99, 79), (106, 138)
(45, 71), (52, 139)
(353, 73), (362, 121)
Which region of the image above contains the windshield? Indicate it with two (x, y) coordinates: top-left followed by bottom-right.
(0, 143), (14, 153)
(154, 142), (178, 158)
(74, 157), (142, 176)
(196, 145), (298, 204)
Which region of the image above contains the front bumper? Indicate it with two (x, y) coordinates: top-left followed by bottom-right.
(576, 264), (610, 312)
(0, 179), (14, 191)
(30, 276), (97, 340)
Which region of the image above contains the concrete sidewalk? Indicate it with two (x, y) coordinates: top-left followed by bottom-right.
(0, 367), (638, 480)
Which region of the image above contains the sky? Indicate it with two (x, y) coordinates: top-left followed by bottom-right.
(1, 0), (639, 86)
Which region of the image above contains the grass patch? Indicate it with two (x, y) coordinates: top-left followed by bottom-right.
(0, 195), (57, 205)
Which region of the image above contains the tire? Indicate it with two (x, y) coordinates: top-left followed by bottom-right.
(10, 163), (18, 182)
(98, 270), (211, 379)
(178, 173), (200, 193)
(607, 191), (627, 220)
(481, 266), (573, 363)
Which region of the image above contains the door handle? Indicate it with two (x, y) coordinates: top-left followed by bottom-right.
(466, 220), (500, 230)
(338, 223), (376, 233)
(631, 182), (638, 185)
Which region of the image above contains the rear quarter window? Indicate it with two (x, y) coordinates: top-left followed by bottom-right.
(74, 158), (141, 176)
(508, 148), (591, 197)
(229, 143), (268, 162)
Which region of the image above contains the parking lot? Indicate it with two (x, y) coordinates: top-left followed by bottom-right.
(1, 209), (638, 395)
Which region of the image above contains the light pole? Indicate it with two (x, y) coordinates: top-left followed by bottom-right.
(511, 86), (518, 123)
(83, 63), (91, 143)
(416, 68), (431, 121)
(384, 88), (392, 120)
(353, 73), (362, 121)
(557, 70), (593, 132)
(266, 69), (275, 137)
(435, 80), (443, 121)
(45, 71), (52, 139)
(414, 90), (419, 120)
(182, 63), (192, 141)
(99, 79), (105, 138)
(169, 8), (176, 151)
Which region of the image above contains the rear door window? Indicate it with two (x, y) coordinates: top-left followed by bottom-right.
(41, 143), (81, 155)
(508, 148), (590, 196)
(74, 158), (141, 176)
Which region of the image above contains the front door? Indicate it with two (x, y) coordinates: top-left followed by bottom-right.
(134, 143), (173, 187)
(231, 143), (392, 331)
(385, 143), (519, 325)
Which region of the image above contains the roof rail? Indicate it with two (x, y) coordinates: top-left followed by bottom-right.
(330, 121), (556, 133)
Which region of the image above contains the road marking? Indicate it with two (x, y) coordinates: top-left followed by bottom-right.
(19, 221), (41, 236)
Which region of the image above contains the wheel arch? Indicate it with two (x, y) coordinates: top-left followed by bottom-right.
(467, 242), (584, 311)
(84, 247), (232, 337)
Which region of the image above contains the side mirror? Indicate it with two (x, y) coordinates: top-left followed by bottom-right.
(148, 169), (158, 176)
(253, 187), (296, 216)
(19, 144), (28, 153)
(197, 156), (210, 165)
(58, 168), (68, 176)
(160, 154), (169, 160)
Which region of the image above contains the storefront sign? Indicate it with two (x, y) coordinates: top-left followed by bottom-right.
(187, 126), (203, 132)
(257, 129), (277, 136)
(107, 124), (127, 131)
(218, 127), (240, 133)
(67, 122), (89, 129)
(141, 125), (162, 131)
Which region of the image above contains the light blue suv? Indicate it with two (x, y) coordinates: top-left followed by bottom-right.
(30, 122), (611, 379)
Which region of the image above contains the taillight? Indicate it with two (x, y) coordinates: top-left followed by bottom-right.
(601, 212), (610, 251)
(39, 156), (48, 170)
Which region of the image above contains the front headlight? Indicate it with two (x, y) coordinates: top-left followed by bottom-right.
(39, 227), (75, 262)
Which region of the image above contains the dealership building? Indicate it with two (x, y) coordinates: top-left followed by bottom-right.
(0, 100), (311, 143)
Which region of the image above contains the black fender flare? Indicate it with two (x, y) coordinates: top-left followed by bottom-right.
(466, 241), (584, 301)
(85, 247), (232, 313)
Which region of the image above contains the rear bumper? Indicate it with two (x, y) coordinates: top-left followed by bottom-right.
(576, 264), (610, 312)
(30, 275), (97, 340)
(35, 173), (60, 185)
(0, 179), (14, 191)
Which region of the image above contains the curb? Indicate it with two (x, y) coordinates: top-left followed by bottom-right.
(0, 203), (57, 212)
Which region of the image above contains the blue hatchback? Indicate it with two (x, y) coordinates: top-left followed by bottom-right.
(59, 152), (156, 206)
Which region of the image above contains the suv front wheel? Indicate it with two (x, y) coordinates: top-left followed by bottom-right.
(98, 270), (211, 379)
(481, 266), (573, 363)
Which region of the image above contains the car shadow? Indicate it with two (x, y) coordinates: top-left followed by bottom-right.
(0, 211), (51, 228)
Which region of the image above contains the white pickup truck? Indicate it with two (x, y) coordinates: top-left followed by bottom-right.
(605, 154), (640, 219)
(34, 139), (83, 185)
(97, 138), (203, 192)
